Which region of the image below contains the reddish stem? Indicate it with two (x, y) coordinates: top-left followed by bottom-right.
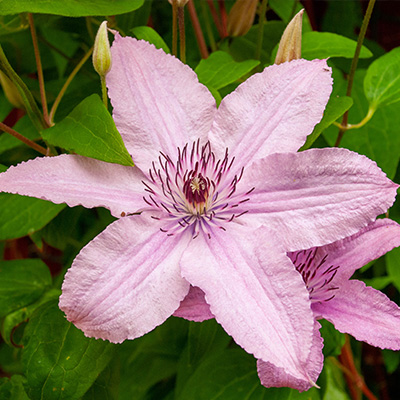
(206, 0), (224, 38)
(0, 121), (48, 156)
(338, 335), (378, 400)
(217, 0), (228, 38)
(187, 0), (209, 59)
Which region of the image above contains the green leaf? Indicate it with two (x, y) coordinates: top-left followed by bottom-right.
(362, 276), (392, 290)
(82, 357), (119, 400)
(302, 32), (372, 60)
(22, 300), (116, 400)
(0, 340), (24, 375)
(386, 246), (400, 293)
(0, 14), (29, 37)
(41, 94), (134, 166)
(131, 26), (170, 54)
(0, 259), (51, 318)
(319, 320), (345, 358)
(268, 0), (312, 32)
(195, 51), (259, 90)
(0, 115), (39, 155)
(177, 348), (319, 400)
(0, 0), (144, 16)
(301, 96), (353, 150)
(40, 25), (82, 78)
(364, 47), (400, 109)
(321, 359), (351, 400)
(0, 375), (29, 400)
(382, 349), (400, 374)
(1, 289), (60, 346)
(229, 21), (285, 66)
(269, 0), (298, 23)
(0, 193), (65, 240)
(175, 320), (231, 396)
(116, 0), (153, 33)
(323, 69), (400, 179)
(118, 317), (188, 400)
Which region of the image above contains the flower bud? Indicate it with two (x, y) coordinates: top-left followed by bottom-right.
(275, 9), (303, 65)
(227, 0), (258, 37)
(93, 21), (112, 78)
(168, 0), (189, 7)
(0, 71), (25, 109)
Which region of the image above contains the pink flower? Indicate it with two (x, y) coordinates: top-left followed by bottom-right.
(257, 218), (400, 390)
(0, 36), (397, 387)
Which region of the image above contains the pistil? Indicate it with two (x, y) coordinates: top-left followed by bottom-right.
(142, 140), (253, 238)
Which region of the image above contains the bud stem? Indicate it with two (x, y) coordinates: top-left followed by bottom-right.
(217, 0), (228, 38)
(101, 76), (108, 107)
(28, 14), (50, 127)
(49, 47), (93, 124)
(178, 6), (186, 63)
(335, 0), (376, 147)
(206, 0), (223, 38)
(200, 0), (217, 52)
(172, 0), (178, 57)
(187, 0), (209, 59)
(0, 121), (49, 156)
(255, 0), (268, 63)
(0, 45), (47, 131)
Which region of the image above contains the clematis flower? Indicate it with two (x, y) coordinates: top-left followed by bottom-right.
(257, 218), (400, 390)
(0, 36), (398, 387)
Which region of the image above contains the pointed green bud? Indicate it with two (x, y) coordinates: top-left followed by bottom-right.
(227, 0), (258, 37)
(275, 9), (304, 65)
(93, 21), (112, 78)
(0, 70), (25, 109)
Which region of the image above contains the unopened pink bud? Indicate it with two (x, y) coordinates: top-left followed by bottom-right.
(93, 21), (112, 78)
(168, 0), (189, 7)
(0, 71), (24, 109)
(275, 9), (303, 65)
(227, 0), (258, 37)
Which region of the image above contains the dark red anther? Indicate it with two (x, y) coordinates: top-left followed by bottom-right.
(183, 172), (209, 204)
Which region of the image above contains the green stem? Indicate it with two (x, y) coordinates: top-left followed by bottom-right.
(172, 0), (178, 57)
(49, 47), (93, 124)
(178, 6), (186, 63)
(0, 45), (47, 131)
(101, 76), (108, 107)
(28, 13), (49, 126)
(85, 16), (95, 40)
(255, 0), (268, 62)
(334, 106), (376, 131)
(0, 121), (48, 156)
(200, 0), (217, 52)
(335, 0), (376, 147)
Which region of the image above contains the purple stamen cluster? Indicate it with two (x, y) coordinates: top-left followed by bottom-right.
(142, 140), (253, 238)
(289, 248), (339, 303)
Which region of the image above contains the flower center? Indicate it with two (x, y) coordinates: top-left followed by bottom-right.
(183, 173), (209, 205)
(289, 248), (339, 303)
(142, 140), (253, 238)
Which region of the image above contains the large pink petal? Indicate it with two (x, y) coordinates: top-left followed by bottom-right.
(173, 286), (214, 322)
(59, 215), (191, 343)
(313, 280), (400, 350)
(0, 154), (148, 218)
(257, 320), (324, 391)
(107, 36), (216, 172)
(209, 59), (332, 166)
(180, 223), (315, 381)
(304, 219), (400, 283)
(242, 148), (398, 251)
